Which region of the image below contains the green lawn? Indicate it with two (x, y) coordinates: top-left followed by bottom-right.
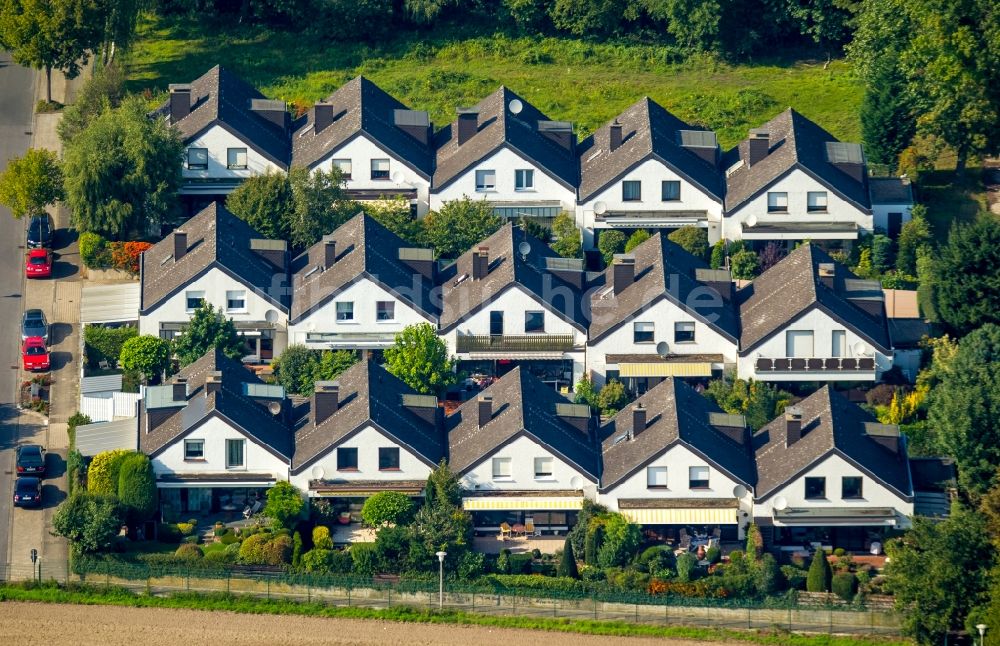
(125, 15), (863, 148)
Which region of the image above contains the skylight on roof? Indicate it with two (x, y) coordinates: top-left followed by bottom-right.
(678, 130), (717, 148)
(825, 141), (864, 164)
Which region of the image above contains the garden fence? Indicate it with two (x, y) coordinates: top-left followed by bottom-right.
(0, 560), (903, 637)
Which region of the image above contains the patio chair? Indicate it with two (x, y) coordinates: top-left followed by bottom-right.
(499, 522), (511, 541)
(525, 519), (541, 537)
(678, 535), (692, 552)
(712, 527), (722, 539)
(98, 359), (110, 370)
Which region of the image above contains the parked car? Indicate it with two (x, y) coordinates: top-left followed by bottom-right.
(21, 309), (48, 343)
(21, 337), (50, 371)
(24, 249), (52, 278)
(26, 214), (53, 249)
(13, 477), (42, 508)
(16, 444), (45, 477)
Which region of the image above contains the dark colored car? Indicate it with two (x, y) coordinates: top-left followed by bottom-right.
(13, 477), (42, 508)
(26, 214), (53, 249)
(21, 309), (48, 343)
(16, 444), (45, 477)
(25, 248), (53, 278)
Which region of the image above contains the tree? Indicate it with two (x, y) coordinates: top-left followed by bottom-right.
(624, 229), (650, 253)
(287, 167), (354, 250)
(549, 0), (629, 37)
(52, 493), (123, 553)
(225, 171), (294, 241)
(896, 211), (933, 275)
(705, 376), (791, 430)
(314, 350), (358, 384)
(273, 344), (319, 395)
(758, 241), (786, 272)
(597, 513), (642, 568)
(642, 0), (721, 52)
(172, 302), (245, 366)
(118, 335), (170, 383)
(597, 230), (626, 266)
(860, 66), (916, 172)
(870, 234), (894, 274)
(550, 211), (582, 258)
(408, 498), (473, 572)
(597, 379), (628, 415)
(87, 448), (132, 496)
(557, 537), (579, 578)
(668, 226), (709, 260)
(57, 61), (126, 144)
(422, 197), (502, 258)
(95, 0), (142, 65)
(384, 323), (458, 395)
(781, 0), (855, 55)
(806, 549), (832, 592)
(729, 249), (760, 280)
(363, 196), (423, 244)
(426, 459), (463, 508)
(931, 218), (1000, 335)
(263, 481), (304, 530)
(573, 375), (598, 408)
(62, 95), (183, 238)
(116, 453), (157, 524)
(0, 148), (63, 218)
(361, 491), (414, 528)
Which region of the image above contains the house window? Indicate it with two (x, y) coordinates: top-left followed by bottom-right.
(807, 191), (828, 212)
(336, 302), (354, 321)
(633, 321), (654, 344)
(515, 169), (534, 191)
(476, 169), (496, 191)
(661, 180), (681, 201)
(376, 301), (395, 321)
(534, 457), (553, 478)
(805, 477), (827, 499)
(767, 192), (788, 213)
(187, 148), (208, 170)
(227, 147), (248, 170)
(225, 290), (246, 312)
(842, 476), (863, 499)
(647, 466), (667, 488)
(785, 330), (814, 358)
(185, 290), (205, 311)
(337, 447), (358, 470)
(689, 466), (710, 489)
(674, 321), (695, 343)
(379, 447), (400, 471)
(490, 311), (504, 336)
(225, 439), (245, 469)
(332, 159), (352, 180)
(525, 311), (544, 333)
(622, 180), (641, 201)
(492, 457), (512, 480)
(832, 330), (847, 357)
(371, 158), (390, 180)
(184, 439), (204, 460)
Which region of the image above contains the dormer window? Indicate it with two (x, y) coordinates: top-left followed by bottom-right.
(187, 148), (208, 170)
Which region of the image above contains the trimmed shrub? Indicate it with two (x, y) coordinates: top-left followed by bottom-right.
(79, 232), (108, 268)
(312, 525), (333, 550)
(584, 524), (603, 565)
(174, 543), (203, 561)
(219, 529), (238, 545)
(481, 574), (585, 593)
(781, 565), (807, 590)
(754, 553), (783, 594)
(676, 552), (699, 582)
(87, 449), (133, 495)
(638, 545), (676, 577)
(350, 542), (378, 576)
(117, 453), (157, 523)
(597, 230), (627, 265)
(806, 550), (832, 592)
(557, 538), (579, 579)
(360, 491), (413, 528)
(832, 572), (858, 601)
(83, 325), (138, 368)
(176, 522), (195, 536)
(531, 548), (542, 560)
(668, 226), (709, 259)
(238, 533), (271, 564)
(833, 547), (846, 557)
(301, 548), (335, 573)
(705, 545), (721, 564)
(261, 534), (293, 565)
(745, 523), (763, 559)
(508, 553), (533, 574)
(157, 523), (182, 544)
(292, 531), (303, 567)
(496, 548), (511, 574)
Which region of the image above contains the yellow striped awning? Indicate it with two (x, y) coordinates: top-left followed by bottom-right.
(462, 497), (584, 511)
(620, 507), (737, 525)
(619, 362), (714, 378)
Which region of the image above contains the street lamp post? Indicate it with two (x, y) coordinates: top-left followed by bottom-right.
(435, 551), (447, 610)
(977, 623), (987, 646)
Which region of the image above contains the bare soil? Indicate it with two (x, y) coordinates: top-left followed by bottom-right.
(0, 601), (723, 645)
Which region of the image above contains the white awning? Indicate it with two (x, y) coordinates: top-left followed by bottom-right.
(463, 497), (583, 511)
(75, 418), (138, 457)
(81, 282), (140, 324)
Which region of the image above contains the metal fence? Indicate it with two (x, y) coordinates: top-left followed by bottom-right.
(0, 560), (903, 637)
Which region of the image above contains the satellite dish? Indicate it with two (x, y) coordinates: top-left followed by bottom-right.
(853, 342), (867, 357)
(773, 496), (788, 511)
(593, 201), (607, 215)
(518, 240), (531, 260)
(264, 309), (279, 324)
(732, 484), (747, 499)
(268, 401), (282, 416)
(391, 170), (405, 183)
(311, 466), (325, 480)
(569, 476), (583, 489)
(656, 341), (669, 358)
(508, 99), (523, 115)
(746, 214), (758, 228)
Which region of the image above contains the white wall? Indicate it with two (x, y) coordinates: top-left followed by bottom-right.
(872, 203), (913, 234)
(460, 435), (594, 491)
(430, 146), (576, 212)
(312, 134), (430, 216)
(289, 277), (435, 347)
(289, 424), (434, 492)
(724, 169), (872, 241)
(587, 296), (737, 387)
(151, 415), (288, 478)
(182, 125), (282, 183)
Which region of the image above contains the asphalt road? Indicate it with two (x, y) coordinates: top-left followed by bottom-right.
(0, 53), (35, 569)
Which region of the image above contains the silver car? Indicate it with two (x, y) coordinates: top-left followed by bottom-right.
(21, 309), (48, 344)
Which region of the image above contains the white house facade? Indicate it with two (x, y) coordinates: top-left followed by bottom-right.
(180, 124), (283, 188)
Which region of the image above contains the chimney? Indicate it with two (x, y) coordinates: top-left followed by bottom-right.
(398, 247), (435, 280)
(314, 102), (334, 133)
(631, 403), (647, 438)
(173, 230), (188, 261)
(748, 129), (770, 166)
(250, 239), (287, 271)
(205, 371), (222, 395)
(785, 406), (803, 446)
(818, 262), (836, 290)
(457, 108), (479, 146)
(250, 98), (288, 132)
(612, 254), (635, 295)
(477, 394), (493, 427)
(402, 393), (440, 428)
(168, 84), (192, 122)
(394, 109), (431, 146)
(609, 120), (623, 152)
(538, 120), (575, 153)
(323, 236), (337, 269)
(472, 246), (489, 280)
(172, 378), (188, 402)
(313, 381), (339, 426)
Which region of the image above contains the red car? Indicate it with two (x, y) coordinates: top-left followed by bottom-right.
(22, 337), (50, 371)
(25, 249), (52, 278)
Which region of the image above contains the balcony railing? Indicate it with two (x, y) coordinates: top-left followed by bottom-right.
(456, 334), (576, 353)
(755, 356), (876, 373)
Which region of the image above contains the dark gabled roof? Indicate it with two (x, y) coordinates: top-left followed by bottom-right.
(139, 349), (292, 460)
(432, 87), (578, 191)
(290, 76), (433, 177)
(290, 361), (445, 472)
(140, 203), (288, 314)
(577, 98), (723, 203)
(440, 223), (586, 330)
(869, 177), (914, 204)
(158, 65), (290, 168)
(600, 378), (754, 491)
(588, 233), (739, 342)
(722, 108), (869, 213)
(446, 368), (599, 481)
(289, 213), (437, 322)
(737, 243), (891, 353)
(753, 386), (912, 500)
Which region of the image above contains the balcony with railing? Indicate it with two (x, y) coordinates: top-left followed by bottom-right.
(456, 334), (576, 354)
(754, 355), (877, 378)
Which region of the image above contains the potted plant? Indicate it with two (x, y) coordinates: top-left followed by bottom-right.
(338, 511), (351, 525)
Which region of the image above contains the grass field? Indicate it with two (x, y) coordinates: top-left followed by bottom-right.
(125, 15), (863, 148)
